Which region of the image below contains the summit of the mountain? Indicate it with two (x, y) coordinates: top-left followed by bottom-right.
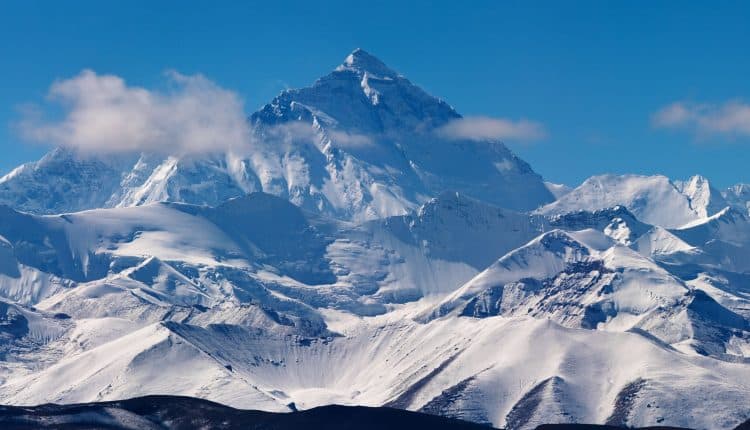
(251, 48), (459, 132)
(335, 48), (402, 79)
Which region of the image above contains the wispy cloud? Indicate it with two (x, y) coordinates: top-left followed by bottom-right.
(652, 101), (750, 138)
(328, 130), (373, 148)
(262, 121), (318, 143)
(435, 116), (546, 142)
(261, 122), (374, 149)
(18, 70), (253, 154)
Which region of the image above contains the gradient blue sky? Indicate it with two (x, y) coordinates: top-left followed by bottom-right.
(1, 1), (749, 187)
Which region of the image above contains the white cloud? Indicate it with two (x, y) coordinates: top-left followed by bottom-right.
(18, 69), (253, 154)
(653, 101), (750, 138)
(435, 116), (546, 142)
(328, 130), (373, 148)
(263, 121), (318, 143)
(260, 122), (374, 149)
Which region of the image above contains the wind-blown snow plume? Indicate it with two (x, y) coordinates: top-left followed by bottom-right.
(18, 70), (253, 154)
(435, 116), (546, 142)
(653, 100), (750, 138)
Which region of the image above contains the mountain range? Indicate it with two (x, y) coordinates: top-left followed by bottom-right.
(0, 49), (749, 430)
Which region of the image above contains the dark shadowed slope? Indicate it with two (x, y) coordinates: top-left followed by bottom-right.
(0, 395), (493, 430)
(2, 394), (736, 430)
(735, 419), (750, 430)
(534, 426), (687, 430)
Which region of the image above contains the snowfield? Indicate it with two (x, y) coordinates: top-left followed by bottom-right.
(0, 49), (749, 430)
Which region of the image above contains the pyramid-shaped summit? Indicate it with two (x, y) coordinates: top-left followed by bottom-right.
(254, 47), (461, 133)
(335, 48), (401, 78)
(0, 49), (555, 218)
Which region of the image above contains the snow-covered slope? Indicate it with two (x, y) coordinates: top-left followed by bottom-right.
(0, 49), (553, 220)
(724, 183), (750, 216)
(426, 230), (687, 330)
(0, 149), (139, 216)
(538, 174), (728, 228)
(3, 303), (749, 430)
(0, 192), (537, 324)
(0, 192), (546, 321)
(1, 321), (287, 410)
(0, 190), (749, 429)
(670, 207), (750, 273)
(0, 49), (749, 430)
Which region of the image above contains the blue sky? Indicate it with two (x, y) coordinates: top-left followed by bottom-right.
(1, 1), (749, 187)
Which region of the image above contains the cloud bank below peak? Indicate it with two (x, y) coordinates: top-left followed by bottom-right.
(435, 116), (547, 142)
(18, 70), (254, 155)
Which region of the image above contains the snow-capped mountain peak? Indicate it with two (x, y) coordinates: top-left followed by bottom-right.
(0, 49), (553, 218)
(674, 174), (729, 218)
(336, 48), (401, 79)
(538, 174), (729, 228)
(254, 49), (460, 133)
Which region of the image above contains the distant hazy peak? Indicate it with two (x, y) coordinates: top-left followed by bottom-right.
(723, 182), (750, 215)
(538, 173), (729, 228)
(674, 174), (728, 218)
(727, 183), (750, 195)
